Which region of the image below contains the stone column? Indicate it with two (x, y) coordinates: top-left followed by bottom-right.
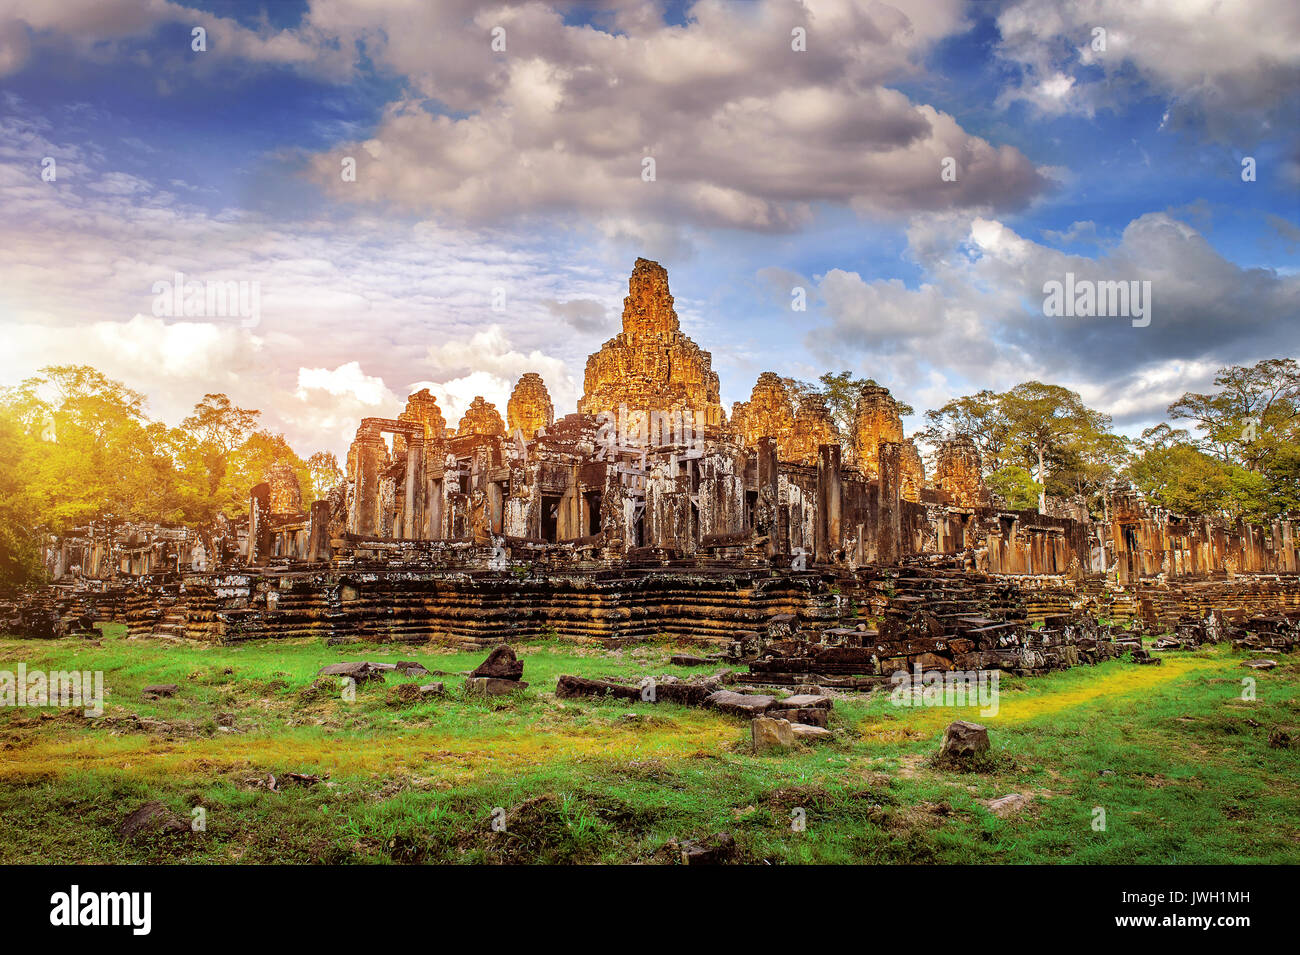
(347, 433), (384, 537)
(815, 443), (842, 564)
(876, 441), (902, 566)
(403, 437), (423, 540)
(308, 499), (331, 562)
(757, 437), (779, 559)
(1283, 520), (1296, 574)
(247, 483), (271, 566)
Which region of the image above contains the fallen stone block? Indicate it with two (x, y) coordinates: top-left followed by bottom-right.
(939, 720), (989, 760)
(317, 661), (388, 682)
(677, 832), (736, 865)
(670, 654), (711, 666)
(141, 684), (178, 700)
(985, 793), (1031, 817)
(778, 694), (832, 709)
(118, 801), (189, 841)
(706, 689), (776, 717)
(766, 707), (829, 728)
(751, 716), (795, 754)
(471, 645), (524, 681)
(555, 674), (641, 701)
(419, 683), (445, 697)
(1242, 659), (1278, 670)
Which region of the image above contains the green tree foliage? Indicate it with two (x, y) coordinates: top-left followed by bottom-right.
(307, 451), (344, 500)
(985, 465), (1041, 511)
(1131, 360), (1300, 521)
(921, 382), (1122, 514)
(917, 389), (1009, 472)
(0, 366), (336, 587)
(0, 410), (46, 589)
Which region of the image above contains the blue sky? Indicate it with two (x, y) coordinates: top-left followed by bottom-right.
(0, 0), (1296, 459)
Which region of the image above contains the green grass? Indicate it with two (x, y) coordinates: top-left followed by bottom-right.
(0, 625), (1296, 864)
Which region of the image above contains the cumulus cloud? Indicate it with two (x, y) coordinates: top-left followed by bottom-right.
(302, 0), (1047, 228)
(544, 298), (609, 334)
(809, 210), (1300, 429)
(420, 325), (579, 423)
(994, 0), (1300, 143)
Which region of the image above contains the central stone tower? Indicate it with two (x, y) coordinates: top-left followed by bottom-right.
(578, 258), (725, 428)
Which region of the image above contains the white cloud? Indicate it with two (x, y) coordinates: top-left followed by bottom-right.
(995, 0), (1300, 142)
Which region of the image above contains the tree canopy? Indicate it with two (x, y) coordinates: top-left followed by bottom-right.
(0, 365), (338, 588)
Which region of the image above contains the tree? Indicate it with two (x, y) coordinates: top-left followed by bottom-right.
(306, 451), (344, 500)
(1, 365), (182, 532)
(1168, 359), (1300, 519)
(999, 382), (1114, 513)
(917, 390), (1010, 472)
(986, 465), (1041, 511)
(174, 394), (262, 520)
(0, 409), (46, 589)
(1169, 359), (1300, 468)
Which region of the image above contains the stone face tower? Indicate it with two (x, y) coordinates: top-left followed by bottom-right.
(853, 384), (904, 478)
(730, 373), (795, 453)
(788, 393), (840, 467)
(507, 373), (555, 439)
(266, 461), (303, 516)
(935, 435), (985, 507)
(394, 388), (448, 453)
(579, 258), (724, 427)
(456, 396), (506, 438)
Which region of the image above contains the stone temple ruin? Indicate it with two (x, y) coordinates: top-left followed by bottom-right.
(15, 259), (1300, 675)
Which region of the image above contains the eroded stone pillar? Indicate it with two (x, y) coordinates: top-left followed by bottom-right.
(815, 443), (841, 564)
(308, 499), (331, 561)
(403, 438), (423, 540)
(876, 441), (902, 565)
(247, 483), (271, 566)
(347, 433), (384, 536)
(757, 437), (779, 558)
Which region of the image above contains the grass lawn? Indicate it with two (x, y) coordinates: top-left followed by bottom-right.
(1, 625), (1297, 864)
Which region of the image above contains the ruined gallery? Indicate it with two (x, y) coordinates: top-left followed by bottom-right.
(28, 259), (1300, 659)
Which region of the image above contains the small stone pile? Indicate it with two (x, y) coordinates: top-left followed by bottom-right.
(740, 608), (1132, 688)
(554, 670), (836, 752)
(1152, 609), (1299, 652)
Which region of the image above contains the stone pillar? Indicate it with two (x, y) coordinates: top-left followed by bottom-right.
(815, 443), (841, 564)
(876, 442), (902, 565)
(757, 437), (779, 558)
(403, 438), (423, 540)
(1283, 520), (1296, 573)
(308, 499), (331, 562)
(347, 433), (384, 537)
(247, 483), (271, 566)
